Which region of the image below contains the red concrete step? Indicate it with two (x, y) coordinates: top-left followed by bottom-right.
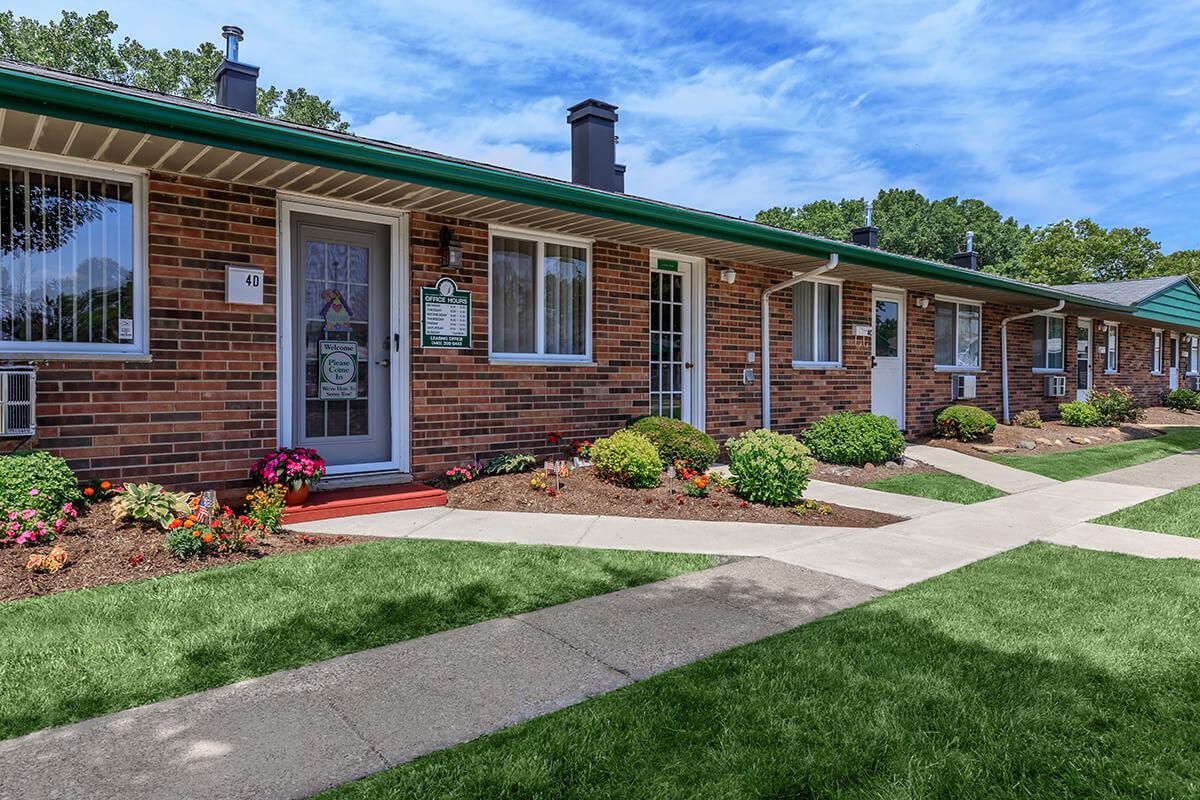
(282, 482), (447, 524)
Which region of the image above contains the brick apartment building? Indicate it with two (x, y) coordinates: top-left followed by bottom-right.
(0, 41), (1197, 492)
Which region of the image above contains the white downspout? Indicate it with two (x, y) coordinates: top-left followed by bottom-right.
(1001, 300), (1065, 424)
(761, 254), (838, 430)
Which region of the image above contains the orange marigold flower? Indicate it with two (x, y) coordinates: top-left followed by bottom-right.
(183, 519), (193, 528)
(201, 533), (214, 544)
(84, 487), (95, 496)
(100, 481), (111, 490)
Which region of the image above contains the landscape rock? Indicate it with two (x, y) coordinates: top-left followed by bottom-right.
(884, 461), (899, 469)
(1017, 440), (1037, 450)
(901, 457), (920, 468)
(1054, 439), (1064, 446)
(1035, 437), (1052, 445)
(863, 463), (876, 471)
(972, 444), (1016, 454)
(1069, 436), (1089, 445)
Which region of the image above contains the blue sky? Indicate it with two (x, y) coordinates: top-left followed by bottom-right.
(12, 1), (1200, 251)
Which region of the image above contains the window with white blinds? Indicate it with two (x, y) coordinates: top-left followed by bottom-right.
(0, 156), (145, 356)
(489, 229), (590, 362)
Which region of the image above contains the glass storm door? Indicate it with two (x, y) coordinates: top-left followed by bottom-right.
(870, 291), (905, 427)
(291, 215), (392, 469)
(649, 264), (692, 422)
(1076, 321), (1092, 402)
(1169, 334), (1180, 391)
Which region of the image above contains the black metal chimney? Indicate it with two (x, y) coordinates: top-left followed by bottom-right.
(953, 230), (979, 270)
(568, 99), (622, 192)
(214, 26), (259, 114)
(851, 200), (878, 248)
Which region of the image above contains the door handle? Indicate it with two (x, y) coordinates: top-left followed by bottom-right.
(375, 359), (390, 368)
(872, 356), (878, 367)
(684, 362), (694, 369)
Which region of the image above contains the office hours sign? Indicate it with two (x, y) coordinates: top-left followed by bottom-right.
(421, 277), (471, 348)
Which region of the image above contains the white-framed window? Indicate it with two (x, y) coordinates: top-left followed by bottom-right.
(1152, 329), (1163, 374)
(934, 299), (982, 369)
(1102, 322), (1119, 373)
(1189, 335), (1199, 376)
(791, 277), (841, 368)
(488, 226), (591, 363)
(0, 151), (147, 358)
(1031, 314), (1065, 371)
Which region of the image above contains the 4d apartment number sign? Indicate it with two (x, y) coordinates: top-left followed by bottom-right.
(318, 340), (358, 400)
(225, 265), (265, 305)
(421, 277), (471, 348)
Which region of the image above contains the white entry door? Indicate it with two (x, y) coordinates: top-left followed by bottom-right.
(870, 290), (905, 428)
(1076, 320), (1092, 402)
(1169, 333), (1180, 390)
(649, 260), (695, 423)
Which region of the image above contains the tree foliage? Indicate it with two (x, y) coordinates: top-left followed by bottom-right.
(758, 188), (1189, 286)
(0, 10), (348, 131)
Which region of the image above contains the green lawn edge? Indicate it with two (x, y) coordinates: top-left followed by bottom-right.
(989, 427), (1200, 481)
(0, 537), (713, 741)
(318, 544), (1200, 800)
(1092, 482), (1200, 538)
(863, 472), (1006, 504)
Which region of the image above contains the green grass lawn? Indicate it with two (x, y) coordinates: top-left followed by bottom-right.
(320, 544), (1200, 800)
(864, 472), (1006, 504)
(0, 538), (712, 741)
(1092, 483), (1200, 538)
(990, 426), (1200, 481)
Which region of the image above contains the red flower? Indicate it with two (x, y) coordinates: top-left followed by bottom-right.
(83, 487), (95, 497)
(547, 432), (561, 444)
(739, 501), (749, 509)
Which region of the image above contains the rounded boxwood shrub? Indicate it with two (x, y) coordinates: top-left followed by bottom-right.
(802, 412), (906, 466)
(934, 405), (998, 442)
(0, 450), (81, 516)
(1088, 387), (1143, 424)
(626, 416), (718, 471)
(1059, 400), (1103, 427)
(1165, 388), (1200, 411)
(591, 429), (663, 488)
(726, 429), (812, 506)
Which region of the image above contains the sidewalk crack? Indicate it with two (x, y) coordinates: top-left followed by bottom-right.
(318, 694), (390, 768)
(513, 615), (633, 681)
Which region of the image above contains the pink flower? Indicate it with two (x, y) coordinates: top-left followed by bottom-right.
(28, 489), (39, 497)
(7, 512), (16, 521)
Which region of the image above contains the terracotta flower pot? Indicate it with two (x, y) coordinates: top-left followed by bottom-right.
(283, 485), (310, 506)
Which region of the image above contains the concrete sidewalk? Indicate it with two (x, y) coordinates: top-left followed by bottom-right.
(0, 559), (881, 800)
(904, 444), (1059, 493)
(804, 479), (958, 516)
(1089, 450), (1200, 491)
(1044, 521), (1200, 559)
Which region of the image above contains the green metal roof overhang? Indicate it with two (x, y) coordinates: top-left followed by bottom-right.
(0, 63), (1177, 324)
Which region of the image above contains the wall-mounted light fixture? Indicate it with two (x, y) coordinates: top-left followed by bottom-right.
(720, 268), (737, 284)
(439, 226), (463, 270)
(915, 296), (929, 309)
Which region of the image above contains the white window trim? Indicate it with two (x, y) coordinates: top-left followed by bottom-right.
(933, 298), (983, 370)
(1102, 320), (1120, 374)
(487, 225), (593, 364)
(1151, 329), (1163, 375)
(0, 147), (149, 360)
(1031, 312), (1066, 373)
(791, 274), (843, 369)
(1188, 334), (1200, 376)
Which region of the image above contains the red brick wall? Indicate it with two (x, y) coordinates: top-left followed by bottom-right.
(30, 173), (277, 492)
(407, 213), (650, 479)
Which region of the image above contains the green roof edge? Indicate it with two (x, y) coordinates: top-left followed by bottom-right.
(0, 64), (1138, 315)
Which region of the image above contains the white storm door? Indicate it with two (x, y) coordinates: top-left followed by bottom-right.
(1076, 320), (1092, 402)
(870, 290), (905, 427)
(649, 262), (693, 423)
(1170, 334), (1180, 390)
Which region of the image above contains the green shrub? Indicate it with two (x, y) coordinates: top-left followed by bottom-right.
(1013, 409), (1043, 429)
(1059, 400), (1103, 427)
(934, 405), (998, 442)
(726, 429), (812, 506)
(591, 429), (663, 488)
(626, 416), (718, 471)
(0, 450), (81, 516)
(111, 483), (194, 529)
(1164, 388), (1200, 412)
(482, 453), (537, 475)
(802, 412), (906, 466)
(1088, 387), (1143, 424)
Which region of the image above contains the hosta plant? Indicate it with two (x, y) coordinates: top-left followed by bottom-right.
(482, 453), (537, 475)
(111, 483), (194, 529)
(726, 429), (812, 506)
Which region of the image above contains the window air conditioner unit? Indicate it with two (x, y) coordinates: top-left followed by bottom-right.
(1044, 375), (1067, 398)
(953, 374), (977, 400)
(1192, 376), (1200, 392)
(0, 367), (36, 436)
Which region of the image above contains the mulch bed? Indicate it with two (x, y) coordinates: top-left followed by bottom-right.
(1, 500), (363, 603)
(447, 467), (901, 528)
(916, 419), (1161, 457)
(811, 459), (948, 487)
(1141, 406), (1200, 426)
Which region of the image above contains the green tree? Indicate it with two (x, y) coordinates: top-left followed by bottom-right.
(757, 188), (1030, 274)
(1151, 249), (1200, 286)
(0, 10), (348, 131)
(1018, 219), (1161, 285)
